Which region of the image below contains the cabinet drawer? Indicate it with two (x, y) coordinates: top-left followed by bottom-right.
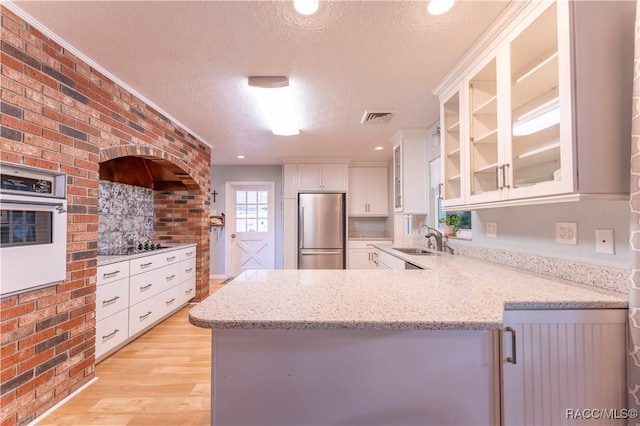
(180, 246), (196, 261)
(179, 277), (196, 304)
(97, 261), (130, 286)
(129, 263), (180, 306)
(96, 277), (129, 321)
(130, 250), (180, 275)
(374, 249), (405, 270)
(96, 309), (129, 359)
(180, 258), (196, 283)
(129, 286), (180, 337)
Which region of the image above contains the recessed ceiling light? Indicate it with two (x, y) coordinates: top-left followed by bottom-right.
(427, 0), (455, 15)
(374, 146), (384, 151)
(237, 155), (246, 159)
(294, 0), (319, 15)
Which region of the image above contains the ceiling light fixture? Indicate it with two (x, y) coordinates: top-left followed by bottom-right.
(248, 76), (300, 136)
(427, 0), (455, 16)
(374, 146), (384, 151)
(293, 0), (319, 15)
(237, 155), (246, 159)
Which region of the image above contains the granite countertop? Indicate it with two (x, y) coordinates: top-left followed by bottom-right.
(189, 245), (627, 331)
(97, 243), (196, 266)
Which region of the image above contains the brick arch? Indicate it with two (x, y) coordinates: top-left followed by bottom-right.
(99, 144), (203, 191)
(99, 143), (211, 303)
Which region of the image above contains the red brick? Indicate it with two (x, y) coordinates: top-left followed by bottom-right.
(0, 50), (25, 73)
(0, 302), (35, 322)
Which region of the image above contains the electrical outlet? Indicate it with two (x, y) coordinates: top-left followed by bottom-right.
(486, 222), (497, 238)
(556, 222), (577, 245)
(596, 229), (615, 254)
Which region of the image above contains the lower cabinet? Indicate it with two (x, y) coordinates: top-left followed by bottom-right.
(347, 241), (377, 270)
(95, 245), (197, 362)
(501, 309), (627, 425)
(372, 248), (405, 270)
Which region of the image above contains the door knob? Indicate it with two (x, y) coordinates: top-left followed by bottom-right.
(231, 233), (236, 238)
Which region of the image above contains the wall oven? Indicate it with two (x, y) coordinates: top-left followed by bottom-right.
(1, 163), (67, 296)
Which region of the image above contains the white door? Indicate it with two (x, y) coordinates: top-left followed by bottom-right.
(226, 182), (275, 277)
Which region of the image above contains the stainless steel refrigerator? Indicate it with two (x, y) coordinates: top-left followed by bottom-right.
(298, 193), (345, 269)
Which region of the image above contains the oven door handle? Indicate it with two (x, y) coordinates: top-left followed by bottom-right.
(3, 199), (66, 212)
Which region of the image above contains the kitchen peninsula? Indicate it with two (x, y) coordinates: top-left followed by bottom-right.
(190, 253), (628, 425)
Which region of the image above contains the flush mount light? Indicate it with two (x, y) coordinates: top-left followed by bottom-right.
(294, 0), (319, 15)
(374, 146), (384, 151)
(248, 76), (300, 136)
(427, 0), (455, 15)
(237, 155), (246, 159)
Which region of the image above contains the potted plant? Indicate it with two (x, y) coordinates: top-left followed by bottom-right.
(439, 214), (462, 237)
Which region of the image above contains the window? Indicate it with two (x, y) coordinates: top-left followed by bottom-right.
(235, 190), (269, 232)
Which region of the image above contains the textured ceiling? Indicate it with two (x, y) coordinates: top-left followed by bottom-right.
(11, 1), (510, 165)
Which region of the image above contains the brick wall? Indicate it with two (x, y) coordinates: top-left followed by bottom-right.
(0, 6), (211, 425)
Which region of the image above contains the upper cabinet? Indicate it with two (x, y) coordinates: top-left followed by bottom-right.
(392, 129), (428, 214)
(434, 0), (633, 209)
(348, 166), (388, 217)
(298, 163), (348, 192)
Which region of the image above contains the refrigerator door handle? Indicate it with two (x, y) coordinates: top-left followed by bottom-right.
(300, 206), (304, 248)
(300, 251), (342, 255)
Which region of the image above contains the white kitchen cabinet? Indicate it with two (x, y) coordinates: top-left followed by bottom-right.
(282, 198), (297, 269)
(298, 163), (347, 191)
(391, 130), (428, 214)
(96, 245), (196, 362)
(178, 248), (196, 304)
(347, 240), (378, 270)
(348, 166), (388, 216)
(501, 309), (627, 425)
(435, 0), (633, 209)
(372, 248), (405, 270)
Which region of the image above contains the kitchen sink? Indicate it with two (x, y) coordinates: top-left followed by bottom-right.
(392, 247), (436, 255)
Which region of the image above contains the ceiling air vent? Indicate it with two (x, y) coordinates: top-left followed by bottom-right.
(360, 110), (396, 125)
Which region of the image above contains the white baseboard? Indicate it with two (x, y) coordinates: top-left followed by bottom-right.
(29, 377), (98, 425)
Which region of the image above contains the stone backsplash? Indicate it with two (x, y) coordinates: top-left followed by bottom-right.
(98, 180), (154, 254)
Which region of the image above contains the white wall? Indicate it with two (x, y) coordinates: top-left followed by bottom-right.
(210, 165), (283, 276)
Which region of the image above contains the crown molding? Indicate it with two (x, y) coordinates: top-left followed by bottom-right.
(3, 1), (213, 150)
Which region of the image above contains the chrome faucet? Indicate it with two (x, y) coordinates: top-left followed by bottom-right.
(423, 225), (443, 252)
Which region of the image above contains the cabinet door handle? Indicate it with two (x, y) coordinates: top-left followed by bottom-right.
(185, 251), (193, 257)
(185, 288), (194, 294)
(102, 329), (120, 340)
(438, 183), (443, 200)
(166, 256), (176, 262)
(165, 298), (176, 305)
(140, 262), (153, 268)
(503, 164), (511, 189)
(506, 326), (517, 364)
(185, 268), (193, 273)
(140, 283), (153, 291)
(102, 295), (120, 306)
(495, 166), (502, 190)
(103, 270), (120, 278)
(140, 311), (152, 320)
(166, 274), (176, 281)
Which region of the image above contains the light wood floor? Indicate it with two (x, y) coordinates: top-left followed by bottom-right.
(37, 279), (226, 426)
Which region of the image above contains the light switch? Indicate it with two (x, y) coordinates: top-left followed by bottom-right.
(595, 229), (615, 255)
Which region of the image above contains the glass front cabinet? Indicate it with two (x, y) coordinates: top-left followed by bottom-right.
(436, 0), (632, 209)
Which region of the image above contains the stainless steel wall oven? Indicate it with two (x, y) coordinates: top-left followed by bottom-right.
(0, 163), (67, 296)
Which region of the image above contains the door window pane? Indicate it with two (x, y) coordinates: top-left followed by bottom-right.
(246, 204), (258, 218)
(235, 187), (270, 233)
